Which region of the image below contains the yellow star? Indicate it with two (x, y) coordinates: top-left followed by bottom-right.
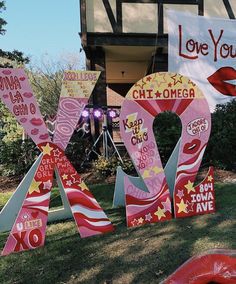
(154, 207), (166, 220)
(29, 179), (41, 194)
(142, 169), (151, 179)
(171, 74), (183, 86)
(207, 175), (213, 182)
(41, 143), (53, 156)
(152, 166), (163, 175)
(79, 181), (89, 191)
(184, 180), (195, 194)
(62, 174), (68, 180)
(138, 217), (144, 224)
(176, 199), (188, 214)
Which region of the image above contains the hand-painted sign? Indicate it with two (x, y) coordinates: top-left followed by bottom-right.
(119, 72), (215, 227)
(167, 10), (236, 111)
(0, 69), (114, 256)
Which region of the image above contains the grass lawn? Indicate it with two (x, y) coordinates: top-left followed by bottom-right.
(0, 182), (235, 284)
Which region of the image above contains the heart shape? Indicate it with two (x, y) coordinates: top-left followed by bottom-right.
(31, 211), (39, 219)
(20, 118), (27, 123)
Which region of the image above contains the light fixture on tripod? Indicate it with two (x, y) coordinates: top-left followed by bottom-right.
(81, 107), (123, 167)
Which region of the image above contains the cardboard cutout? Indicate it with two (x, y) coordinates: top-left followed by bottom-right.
(113, 140), (180, 208)
(163, 249), (236, 284)
(119, 72), (215, 227)
(0, 69), (114, 256)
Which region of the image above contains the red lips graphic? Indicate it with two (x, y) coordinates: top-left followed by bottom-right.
(20, 118), (27, 123)
(2, 70), (11, 75)
(183, 139), (201, 154)
(31, 128), (39, 135)
(23, 92), (33, 98)
(19, 77), (26, 81)
(39, 133), (49, 140)
(207, 67), (236, 97)
(3, 94), (8, 99)
(30, 118), (43, 126)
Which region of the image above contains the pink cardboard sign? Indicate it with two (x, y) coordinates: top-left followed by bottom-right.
(0, 68), (50, 144)
(0, 69), (114, 256)
(119, 72), (215, 227)
(53, 70), (99, 150)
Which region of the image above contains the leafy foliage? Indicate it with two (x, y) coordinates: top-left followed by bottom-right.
(152, 101), (236, 171)
(0, 1), (6, 35)
(153, 111), (182, 166)
(207, 99), (236, 170)
(0, 139), (38, 176)
(27, 68), (62, 116)
(0, 49), (30, 68)
(93, 156), (135, 178)
(65, 131), (93, 171)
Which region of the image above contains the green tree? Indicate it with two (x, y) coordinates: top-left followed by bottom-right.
(153, 111), (182, 166)
(0, 0), (6, 35)
(207, 100), (236, 170)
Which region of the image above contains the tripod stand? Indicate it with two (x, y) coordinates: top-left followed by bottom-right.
(81, 115), (123, 167)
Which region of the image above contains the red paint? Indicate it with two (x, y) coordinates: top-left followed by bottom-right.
(164, 250), (236, 284)
(208, 67), (236, 97)
(30, 118), (43, 126)
(183, 139), (201, 154)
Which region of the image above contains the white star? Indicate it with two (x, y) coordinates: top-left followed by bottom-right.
(53, 148), (61, 157)
(161, 198), (172, 213)
(66, 180), (73, 186)
(43, 180), (52, 190)
(176, 190), (184, 199)
(145, 213), (152, 222)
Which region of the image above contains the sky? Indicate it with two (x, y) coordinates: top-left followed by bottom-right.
(1, 0), (85, 68)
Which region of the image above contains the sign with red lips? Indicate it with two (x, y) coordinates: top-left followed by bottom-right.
(0, 69), (114, 256)
(208, 67), (236, 97)
(167, 10), (236, 111)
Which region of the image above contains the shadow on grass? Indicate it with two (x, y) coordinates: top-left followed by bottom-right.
(0, 183), (235, 284)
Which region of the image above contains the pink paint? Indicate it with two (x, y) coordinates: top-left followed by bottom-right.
(20, 117), (27, 123)
(31, 128), (39, 135)
(39, 134), (49, 140)
(0, 68), (50, 145)
(30, 118), (43, 126)
(1, 70), (114, 256)
(120, 72), (215, 226)
(1, 141), (114, 256)
(23, 92), (33, 98)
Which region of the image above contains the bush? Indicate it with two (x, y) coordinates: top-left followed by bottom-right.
(153, 101), (236, 171)
(0, 139), (38, 176)
(65, 131), (93, 172)
(206, 100), (236, 170)
(93, 156), (135, 178)
(153, 111), (181, 166)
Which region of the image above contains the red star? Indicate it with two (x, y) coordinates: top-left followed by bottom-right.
(168, 83), (172, 88)
(155, 91), (162, 98)
(186, 201), (194, 212)
(146, 76), (152, 82)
